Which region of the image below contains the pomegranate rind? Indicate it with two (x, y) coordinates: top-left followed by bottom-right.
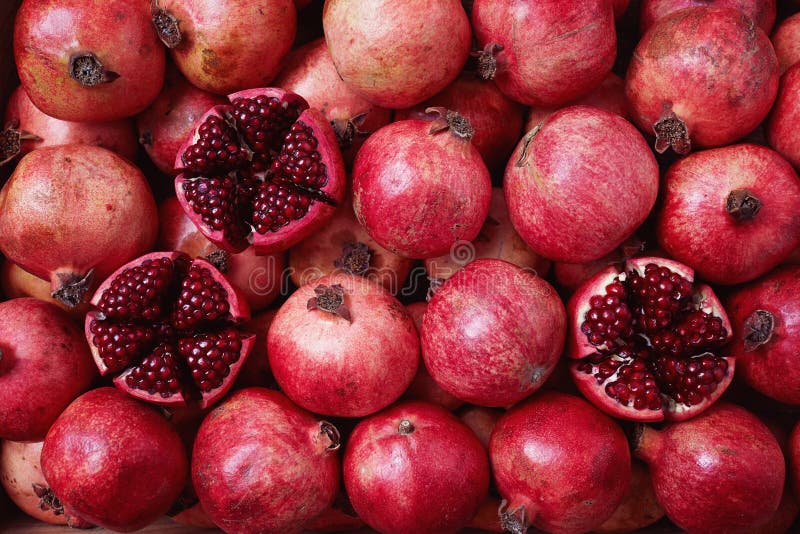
(570, 363), (665, 422)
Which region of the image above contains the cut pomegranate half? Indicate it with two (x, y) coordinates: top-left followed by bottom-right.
(174, 88), (346, 254)
(85, 251), (255, 409)
(567, 257), (733, 421)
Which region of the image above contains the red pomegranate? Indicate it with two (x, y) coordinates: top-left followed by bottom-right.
(353, 112), (492, 259)
(554, 236), (645, 294)
(626, 7), (779, 154)
(594, 460), (664, 534)
(343, 401), (490, 534)
(13, 0), (165, 121)
(790, 422), (800, 505)
(152, 0), (296, 95)
(640, 0), (776, 35)
(192, 388), (341, 534)
(772, 13), (800, 74)
(268, 273), (419, 417)
(0, 298), (97, 442)
(490, 391), (631, 534)
(457, 405), (503, 451)
(304, 490), (365, 533)
(568, 256), (734, 422)
(767, 65), (800, 170)
(633, 402), (785, 534)
(174, 87), (346, 254)
(234, 310), (277, 389)
(504, 105), (658, 263)
(0, 259), (90, 318)
(472, 0), (616, 107)
(0, 145), (158, 308)
(322, 0), (471, 109)
(422, 259), (566, 407)
(656, 144), (800, 285)
(41, 387), (188, 532)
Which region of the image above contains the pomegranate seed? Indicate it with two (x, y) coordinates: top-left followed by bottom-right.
(95, 257), (177, 321)
(181, 115), (247, 173)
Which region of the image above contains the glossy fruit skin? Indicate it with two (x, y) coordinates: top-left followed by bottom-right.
(13, 0), (165, 121)
(767, 64), (800, 170)
(504, 105), (659, 263)
(192, 388), (341, 534)
(634, 403), (785, 534)
(41, 388), (188, 532)
(490, 391), (631, 534)
(322, 0), (471, 109)
(639, 0), (776, 35)
(343, 401), (490, 534)
(656, 144), (800, 285)
(422, 259), (566, 407)
(772, 13), (800, 74)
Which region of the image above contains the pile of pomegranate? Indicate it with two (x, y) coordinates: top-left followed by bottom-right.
(4, 0), (800, 533)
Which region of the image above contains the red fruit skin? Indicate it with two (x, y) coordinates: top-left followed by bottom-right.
(4, 85), (138, 162)
(790, 422), (800, 506)
(0, 298), (96, 442)
(0, 259), (90, 318)
(640, 0), (776, 35)
(472, 0), (616, 107)
(1, 441), (70, 526)
(626, 7), (779, 151)
(192, 388), (340, 534)
(505, 105), (659, 263)
(772, 13), (800, 74)
(490, 391), (631, 534)
(353, 118), (492, 259)
(656, 144), (800, 285)
(41, 388), (188, 532)
(634, 403), (785, 534)
(457, 405), (502, 451)
(159, 0), (296, 95)
(593, 460), (664, 534)
(422, 259), (566, 407)
(234, 309), (277, 389)
(767, 64), (800, 170)
(343, 401), (490, 534)
(268, 273), (420, 417)
(13, 0), (165, 122)
(322, 0), (471, 109)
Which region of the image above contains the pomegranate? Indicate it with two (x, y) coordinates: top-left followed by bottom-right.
(612, 0), (630, 18)
(0, 260), (90, 318)
(633, 402), (784, 533)
(772, 13), (800, 74)
(568, 256), (733, 421)
(192, 388), (341, 534)
(594, 460), (665, 534)
(152, 0), (296, 95)
(174, 87), (346, 254)
(84, 251), (256, 409)
(467, 496), (504, 533)
(234, 310), (277, 389)
(343, 401), (489, 534)
(472, 0), (616, 107)
(490, 391), (631, 534)
(625, 7), (779, 154)
(504, 106), (659, 263)
(656, 144), (800, 285)
(767, 64), (800, 170)
(457, 405), (502, 451)
(554, 236), (645, 294)
(305, 490), (365, 532)
(13, 0), (165, 122)
(268, 273), (419, 417)
(0, 145), (158, 308)
(422, 258), (566, 407)
(322, 0), (471, 109)
(640, 0), (776, 35)
(790, 422), (800, 505)
(0, 298), (97, 442)
(353, 111), (492, 259)
(1, 85), (138, 165)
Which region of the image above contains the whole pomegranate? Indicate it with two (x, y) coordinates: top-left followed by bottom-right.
(13, 0), (165, 121)
(472, 0), (616, 107)
(353, 111), (492, 259)
(0, 145), (158, 308)
(767, 64), (800, 170)
(422, 259), (566, 407)
(772, 13), (800, 74)
(490, 391), (631, 534)
(656, 144), (800, 285)
(234, 310), (277, 389)
(0, 260), (90, 318)
(41, 387), (188, 532)
(304, 490), (365, 533)
(790, 422), (800, 504)
(594, 460), (664, 534)
(192, 388), (341, 534)
(504, 106), (658, 263)
(457, 405), (502, 451)
(268, 273), (419, 417)
(633, 402), (784, 534)
(322, 0), (471, 109)
(626, 7), (779, 154)
(343, 401), (489, 534)
(639, 0), (776, 35)
(0, 298), (96, 442)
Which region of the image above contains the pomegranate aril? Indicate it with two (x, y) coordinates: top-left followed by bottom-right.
(95, 257), (177, 321)
(271, 121), (328, 190)
(581, 280), (633, 347)
(172, 264), (231, 330)
(651, 310), (728, 357)
(181, 175), (251, 249)
(231, 95), (302, 155)
(251, 182), (313, 233)
(179, 328), (243, 392)
(652, 354), (728, 406)
(181, 115), (247, 173)
(90, 320), (157, 373)
(124, 343), (184, 398)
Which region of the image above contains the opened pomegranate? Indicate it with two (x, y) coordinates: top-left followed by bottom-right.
(490, 391), (631, 534)
(639, 0), (776, 35)
(504, 105), (658, 263)
(0, 145), (158, 308)
(767, 64), (800, 170)
(626, 7), (779, 154)
(343, 401), (489, 534)
(656, 144), (800, 285)
(353, 111), (492, 259)
(13, 0), (165, 122)
(633, 402), (784, 533)
(594, 460), (664, 534)
(568, 256), (733, 422)
(268, 273), (419, 417)
(772, 14), (800, 74)
(84, 251), (256, 409)
(175, 87), (346, 254)
(192, 388), (341, 534)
